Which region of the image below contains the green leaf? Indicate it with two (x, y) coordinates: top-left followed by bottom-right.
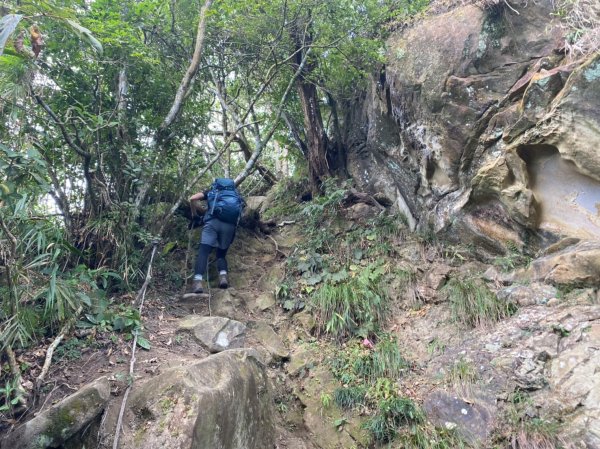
(282, 299), (296, 311)
(76, 320), (95, 329)
(303, 274), (322, 286)
(334, 418), (347, 428)
(162, 241), (177, 255)
(0, 14), (23, 57)
(65, 19), (103, 55)
(112, 316), (125, 332)
(137, 336), (151, 350)
(330, 269), (349, 283)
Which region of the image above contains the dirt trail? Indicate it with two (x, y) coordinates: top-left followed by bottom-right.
(24, 224), (311, 448)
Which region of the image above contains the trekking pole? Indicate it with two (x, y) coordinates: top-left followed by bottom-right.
(184, 204), (195, 295)
(206, 263), (211, 316)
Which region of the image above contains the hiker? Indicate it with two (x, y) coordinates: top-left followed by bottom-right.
(188, 178), (244, 294)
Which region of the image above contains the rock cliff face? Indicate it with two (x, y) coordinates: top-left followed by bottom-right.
(348, 0), (600, 256)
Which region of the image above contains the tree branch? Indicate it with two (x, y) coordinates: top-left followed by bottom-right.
(33, 94), (90, 159)
(159, 0), (213, 134)
(235, 47), (312, 185)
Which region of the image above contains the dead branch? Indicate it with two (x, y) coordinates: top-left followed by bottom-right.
(112, 242), (158, 449)
(5, 345), (28, 411)
(235, 47), (313, 185)
(266, 235), (288, 258)
(277, 220), (296, 227)
(35, 305), (83, 394)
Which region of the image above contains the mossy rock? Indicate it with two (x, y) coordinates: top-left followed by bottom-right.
(0, 377), (110, 449)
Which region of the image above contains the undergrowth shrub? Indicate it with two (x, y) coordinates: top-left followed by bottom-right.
(262, 177), (307, 220)
(443, 277), (516, 327)
(330, 338), (422, 444)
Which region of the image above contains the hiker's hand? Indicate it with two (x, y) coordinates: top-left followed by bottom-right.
(189, 192), (204, 202)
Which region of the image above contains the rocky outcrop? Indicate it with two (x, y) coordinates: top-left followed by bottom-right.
(522, 240), (600, 287)
(426, 300), (600, 446)
(121, 349), (273, 449)
(0, 377), (110, 449)
(348, 0), (600, 255)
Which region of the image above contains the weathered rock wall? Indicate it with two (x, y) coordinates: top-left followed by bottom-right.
(348, 0), (600, 256)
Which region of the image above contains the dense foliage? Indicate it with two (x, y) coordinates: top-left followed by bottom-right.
(0, 0), (428, 419)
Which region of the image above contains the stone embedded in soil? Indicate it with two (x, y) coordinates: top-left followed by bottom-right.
(244, 195), (267, 214)
(255, 292), (276, 311)
(286, 346), (317, 377)
(0, 377), (110, 449)
(177, 315), (246, 353)
(425, 263), (452, 290)
(423, 390), (495, 444)
(210, 290), (242, 319)
(292, 311), (316, 335)
(295, 365), (365, 449)
(520, 240), (600, 287)
(250, 321), (289, 362)
(258, 264), (285, 292)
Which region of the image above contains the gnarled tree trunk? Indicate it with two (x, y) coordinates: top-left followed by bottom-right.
(291, 13), (331, 192)
(297, 80), (330, 190)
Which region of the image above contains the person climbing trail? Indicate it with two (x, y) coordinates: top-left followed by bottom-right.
(188, 178), (245, 294)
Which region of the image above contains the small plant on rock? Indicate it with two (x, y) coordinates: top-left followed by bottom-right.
(493, 390), (569, 449)
(446, 356), (479, 387)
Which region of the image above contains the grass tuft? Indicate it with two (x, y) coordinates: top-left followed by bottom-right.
(311, 263), (389, 338)
(333, 386), (367, 409)
(443, 277), (516, 327)
(446, 357), (479, 387)
(364, 397), (423, 443)
(397, 423), (469, 448)
(494, 390), (570, 449)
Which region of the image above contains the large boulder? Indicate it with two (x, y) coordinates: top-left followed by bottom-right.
(522, 240), (600, 287)
(0, 377), (110, 449)
(121, 349), (274, 449)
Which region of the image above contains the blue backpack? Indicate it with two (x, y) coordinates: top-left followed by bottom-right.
(206, 178), (245, 224)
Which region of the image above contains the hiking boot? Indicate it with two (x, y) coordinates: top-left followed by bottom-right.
(219, 273), (229, 289)
(191, 279), (204, 294)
